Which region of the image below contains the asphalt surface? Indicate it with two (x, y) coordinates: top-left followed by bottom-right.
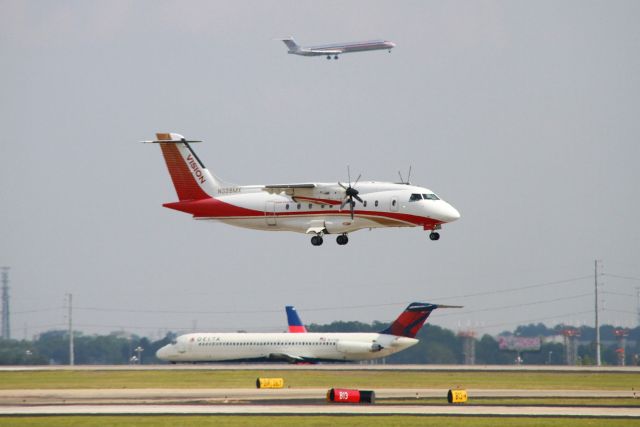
(1, 364), (639, 372)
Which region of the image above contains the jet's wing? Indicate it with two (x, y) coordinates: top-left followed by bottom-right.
(308, 49), (344, 54)
(268, 353), (307, 363)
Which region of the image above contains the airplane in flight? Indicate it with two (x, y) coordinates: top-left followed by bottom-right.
(156, 302), (460, 363)
(278, 36), (395, 60)
(143, 133), (460, 246)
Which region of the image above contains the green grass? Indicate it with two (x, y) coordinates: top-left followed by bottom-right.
(0, 416), (636, 427)
(0, 370), (638, 390)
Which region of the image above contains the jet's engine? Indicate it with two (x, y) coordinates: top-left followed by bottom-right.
(336, 341), (384, 354)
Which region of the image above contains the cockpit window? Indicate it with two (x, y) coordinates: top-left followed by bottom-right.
(423, 193), (440, 200)
(409, 193), (422, 202)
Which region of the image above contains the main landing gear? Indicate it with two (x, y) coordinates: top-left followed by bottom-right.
(336, 234), (349, 245)
(429, 232), (440, 241)
(311, 234), (350, 246)
(326, 55), (339, 60)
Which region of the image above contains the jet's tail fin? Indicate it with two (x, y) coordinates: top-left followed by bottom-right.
(144, 133), (225, 201)
(286, 306), (307, 333)
(380, 302), (462, 338)
(279, 37), (300, 52)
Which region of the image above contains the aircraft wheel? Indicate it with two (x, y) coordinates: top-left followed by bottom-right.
(334, 55), (339, 60)
(327, 55), (331, 60)
(336, 235), (349, 245)
(429, 232), (440, 241)
(311, 235), (323, 246)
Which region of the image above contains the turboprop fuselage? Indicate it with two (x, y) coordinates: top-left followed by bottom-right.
(145, 133), (460, 245)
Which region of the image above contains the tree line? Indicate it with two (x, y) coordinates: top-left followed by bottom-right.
(0, 322), (638, 365)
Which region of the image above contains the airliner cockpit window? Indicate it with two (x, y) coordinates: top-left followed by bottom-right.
(409, 193), (422, 201)
(423, 193), (440, 200)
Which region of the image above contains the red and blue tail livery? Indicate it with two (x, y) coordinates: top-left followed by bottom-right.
(381, 302), (461, 338)
(286, 306), (307, 333)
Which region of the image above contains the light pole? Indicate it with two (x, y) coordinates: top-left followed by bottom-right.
(134, 346), (144, 365)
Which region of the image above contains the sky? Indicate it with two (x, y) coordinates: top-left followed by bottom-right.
(1, 1), (639, 341)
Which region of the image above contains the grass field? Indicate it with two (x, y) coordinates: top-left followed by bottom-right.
(0, 369), (637, 390)
(0, 416), (637, 427)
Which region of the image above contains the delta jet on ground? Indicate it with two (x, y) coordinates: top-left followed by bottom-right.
(143, 133), (460, 246)
(279, 37), (395, 60)
(156, 302), (460, 363)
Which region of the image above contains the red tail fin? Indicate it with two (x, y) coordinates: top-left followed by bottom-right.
(156, 133), (211, 201)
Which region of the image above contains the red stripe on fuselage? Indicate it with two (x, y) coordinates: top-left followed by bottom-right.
(163, 197), (442, 228)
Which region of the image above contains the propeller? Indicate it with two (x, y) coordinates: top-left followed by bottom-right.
(338, 166), (363, 220)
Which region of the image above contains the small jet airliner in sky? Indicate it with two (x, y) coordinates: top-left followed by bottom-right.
(143, 133), (460, 246)
(156, 302), (460, 363)
(279, 37), (395, 60)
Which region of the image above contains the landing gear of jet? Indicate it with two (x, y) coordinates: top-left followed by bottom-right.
(311, 235), (324, 246)
(336, 234), (349, 245)
(327, 55), (331, 60)
(334, 55), (339, 60)
(429, 232), (440, 241)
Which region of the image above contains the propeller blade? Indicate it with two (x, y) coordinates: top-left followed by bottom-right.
(353, 173), (361, 186)
(353, 194), (364, 204)
(338, 182), (347, 190)
(350, 200), (355, 219)
(340, 198), (350, 210)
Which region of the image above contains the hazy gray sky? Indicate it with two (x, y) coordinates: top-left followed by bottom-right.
(1, 1), (639, 340)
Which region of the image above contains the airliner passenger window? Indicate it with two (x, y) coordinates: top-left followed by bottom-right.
(375, 200), (379, 207)
(363, 201), (367, 207)
(423, 194), (440, 200)
(308, 203), (312, 209)
(409, 193), (422, 201)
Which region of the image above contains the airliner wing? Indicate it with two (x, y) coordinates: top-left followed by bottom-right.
(309, 49), (344, 54)
(268, 353), (306, 363)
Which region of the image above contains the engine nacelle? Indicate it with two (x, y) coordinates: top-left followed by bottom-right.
(336, 340), (383, 354)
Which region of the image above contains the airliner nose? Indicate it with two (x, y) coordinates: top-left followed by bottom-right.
(156, 345), (169, 361)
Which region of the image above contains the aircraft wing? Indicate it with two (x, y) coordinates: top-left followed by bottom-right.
(309, 49), (344, 54)
(268, 353), (307, 363)
(263, 183), (343, 205)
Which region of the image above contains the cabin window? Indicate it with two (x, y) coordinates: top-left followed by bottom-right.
(285, 204), (289, 210)
(409, 193), (422, 202)
(308, 203), (312, 209)
(363, 200), (367, 207)
(321, 204), (325, 209)
(297, 203), (301, 209)
(392, 200), (397, 207)
(374, 200), (379, 207)
(423, 193), (440, 200)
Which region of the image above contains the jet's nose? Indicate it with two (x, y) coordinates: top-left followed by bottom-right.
(388, 41), (396, 48)
(156, 345), (170, 361)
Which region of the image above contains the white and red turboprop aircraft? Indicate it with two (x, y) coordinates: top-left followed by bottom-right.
(143, 133), (460, 246)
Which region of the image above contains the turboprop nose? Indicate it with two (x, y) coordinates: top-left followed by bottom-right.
(436, 203), (461, 223)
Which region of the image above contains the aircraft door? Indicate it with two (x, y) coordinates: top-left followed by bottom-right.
(176, 341), (187, 354)
(390, 197), (399, 212)
(265, 201), (277, 226)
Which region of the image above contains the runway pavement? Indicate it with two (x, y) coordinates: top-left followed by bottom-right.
(0, 387), (637, 405)
(1, 403), (639, 417)
(1, 364), (639, 372)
